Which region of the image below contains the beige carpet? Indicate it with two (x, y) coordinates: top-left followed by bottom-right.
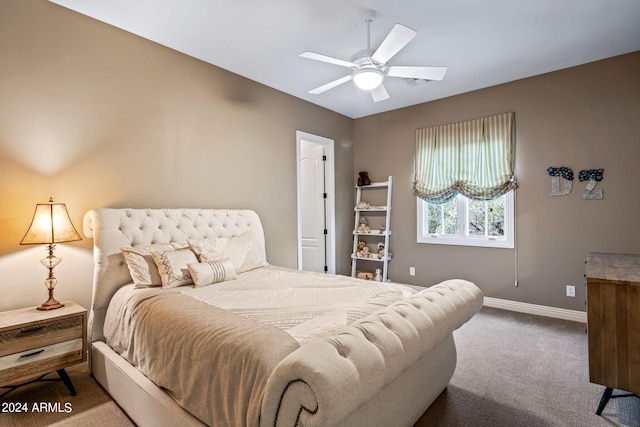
(416, 307), (640, 427)
(1, 363), (133, 427)
(2, 307), (638, 426)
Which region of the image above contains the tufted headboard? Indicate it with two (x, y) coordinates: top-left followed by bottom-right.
(82, 208), (266, 344)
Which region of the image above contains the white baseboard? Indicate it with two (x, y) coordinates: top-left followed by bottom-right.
(483, 297), (587, 323)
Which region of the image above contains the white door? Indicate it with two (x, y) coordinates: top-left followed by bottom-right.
(296, 131), (335, 274)
(300, 141), (326, 272)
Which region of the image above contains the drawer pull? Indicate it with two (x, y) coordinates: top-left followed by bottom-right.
(20, 349), (45, 358)
(19, 326), (44, 335)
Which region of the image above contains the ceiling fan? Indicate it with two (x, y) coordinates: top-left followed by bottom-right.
(300, 9), (447, 102)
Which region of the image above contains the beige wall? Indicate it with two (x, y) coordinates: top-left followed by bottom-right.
(0, 1), (354, 311)
(354, 52), (640, 311)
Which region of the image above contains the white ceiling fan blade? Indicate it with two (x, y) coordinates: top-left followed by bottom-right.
(387, 66), (447, 81)
(371, 24), (417, 64)
(300, 51), (354, 68)
(308, 75), (353, 94)
(370, 83), (389, 102)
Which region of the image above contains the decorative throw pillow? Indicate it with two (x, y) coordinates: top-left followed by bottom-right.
(122, 242), (187, 288)
(188, 232), (266, 273)
(187, 258), (237, 288)
(151, 248), (199, 289)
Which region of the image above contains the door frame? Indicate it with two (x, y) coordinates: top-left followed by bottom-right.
(296, 130), (336, 274)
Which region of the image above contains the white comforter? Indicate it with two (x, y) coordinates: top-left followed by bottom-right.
(180, 265), (415, 343)
(106, 265), (415, 347)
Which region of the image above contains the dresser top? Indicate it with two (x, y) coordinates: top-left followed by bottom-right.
(586, 252), (640, 283)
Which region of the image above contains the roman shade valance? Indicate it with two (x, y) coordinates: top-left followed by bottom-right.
(413, 111), (517, 203)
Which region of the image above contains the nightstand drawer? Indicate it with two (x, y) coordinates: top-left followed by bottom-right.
(0, 338), (83, 384)
(0, 316), (83, 357)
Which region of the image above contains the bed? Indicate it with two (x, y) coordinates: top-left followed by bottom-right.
(83, 208), (482, 427)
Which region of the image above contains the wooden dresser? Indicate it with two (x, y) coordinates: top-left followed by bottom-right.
(0, 301), (87, 395)
(586, 252), (640, 414)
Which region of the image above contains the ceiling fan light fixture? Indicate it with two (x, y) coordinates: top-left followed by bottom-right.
(352, 68), (384, 91)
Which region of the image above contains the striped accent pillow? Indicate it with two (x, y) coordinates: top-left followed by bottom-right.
(187, 258), (237, 288)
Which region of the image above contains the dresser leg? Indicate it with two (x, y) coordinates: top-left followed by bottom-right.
(596, 387), (613, 415)
(57, 369), (77, 396)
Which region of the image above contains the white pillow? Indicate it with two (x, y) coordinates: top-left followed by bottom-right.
(188, 232), (266, 273)
(151, 248), (199, 289)
(122, 242), (187, 288)
(187, 258), (237, 288)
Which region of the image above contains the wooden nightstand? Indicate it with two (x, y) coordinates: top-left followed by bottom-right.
(0, 301), (87, 397)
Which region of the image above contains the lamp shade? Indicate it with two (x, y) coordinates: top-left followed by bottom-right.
(20, 198), (82, 245)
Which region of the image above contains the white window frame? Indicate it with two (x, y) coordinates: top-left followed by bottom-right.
(416, 190), (515, 249)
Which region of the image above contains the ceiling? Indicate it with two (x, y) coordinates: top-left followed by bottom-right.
(49, 0), (640, 119)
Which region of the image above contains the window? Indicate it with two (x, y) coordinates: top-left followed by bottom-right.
(417, 191), (514, 248)
(413, 112), (516, 248)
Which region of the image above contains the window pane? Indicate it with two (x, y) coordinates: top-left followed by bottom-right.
(443, 199), (457, 234)
(467, 199), (486, 236)
(466, 197), (506, 237)
(425, 198), (457, 235)
(487, 198), (505, 236)
(426, 203), (440, 234)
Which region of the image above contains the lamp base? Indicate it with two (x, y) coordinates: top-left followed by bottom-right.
(37, 297), (64, 311)
(38, 267), (64, 310)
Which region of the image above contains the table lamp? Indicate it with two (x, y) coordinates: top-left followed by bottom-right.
(20, 197), (82, 310)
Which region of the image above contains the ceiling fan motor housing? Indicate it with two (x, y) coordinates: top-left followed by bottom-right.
(351, 49), (382, 66)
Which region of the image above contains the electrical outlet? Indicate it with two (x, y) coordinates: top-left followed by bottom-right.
(409, 267), (415, 276)
(566, 285), (575, 297)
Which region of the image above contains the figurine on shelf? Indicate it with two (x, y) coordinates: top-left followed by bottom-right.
(379, 226), (385, 235)
(356, 201), (371, 209)
(357, 217), (370, 234)
(357, 271), (374, 280)
(357, 171), (371, 186)
(374, 268), (383, 282)
(361, 246), (371, 258)
(356, 241), (367, 257)
(377, 242), (385, 259)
